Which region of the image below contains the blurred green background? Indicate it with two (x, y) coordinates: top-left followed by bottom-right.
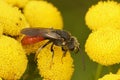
(22, 0), (120, 80)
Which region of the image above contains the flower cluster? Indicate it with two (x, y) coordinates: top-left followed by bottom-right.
(85, 1), (120, 79)
(0, 0), (74, 80)
(0, 1), (28, 79)
(85, 1), (120, 66)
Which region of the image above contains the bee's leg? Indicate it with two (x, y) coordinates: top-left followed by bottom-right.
(78, 46), (86, 70)
(62, 47), (67, 57)
(35, 40), (52, 60)
(50, 43), (54, 68)
(50, 43), (54, 58)
(61, 47), (67, 64)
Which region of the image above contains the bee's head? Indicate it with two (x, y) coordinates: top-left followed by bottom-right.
(67, 36), (80, 53)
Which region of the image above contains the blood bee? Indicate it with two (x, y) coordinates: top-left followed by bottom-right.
(21, 28), (80, 57)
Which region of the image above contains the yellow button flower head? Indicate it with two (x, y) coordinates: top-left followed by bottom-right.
(85, 1), (120, 31)
(85, 27), (120, 66)
(3, 0), (28, 8)
(98, 73), (120, 80)
(0, 35), (28, 80)
(0, 1), (28, 36)
(23, 0), (63, 29)
(37, 43), (74, 80)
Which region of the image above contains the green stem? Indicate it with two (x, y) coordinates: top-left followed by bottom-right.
(95, 64), (103, 80)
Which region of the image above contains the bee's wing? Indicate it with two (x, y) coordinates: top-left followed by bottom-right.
(21, 28), (61, 39)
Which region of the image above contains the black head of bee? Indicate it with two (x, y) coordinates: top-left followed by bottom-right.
(66, 36), (80, 52)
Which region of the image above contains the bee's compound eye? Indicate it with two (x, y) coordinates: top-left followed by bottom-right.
(67, 43), (75, 51)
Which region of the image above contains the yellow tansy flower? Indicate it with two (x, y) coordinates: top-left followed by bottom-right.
(85, 27), (120, 66)
(3, 0), (28, 8)
(0, 1), (29, 36)
(0, 35), (28, 80)
(37, 43), (74, 80)
(85, 1), (120, 31)
(23, 0), (63, 29)
(98, 73), (120, 80)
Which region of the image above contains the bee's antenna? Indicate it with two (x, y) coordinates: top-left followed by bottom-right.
(79, 46), (86, 71)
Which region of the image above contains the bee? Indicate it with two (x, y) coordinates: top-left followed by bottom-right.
(21, 28), (80, 58)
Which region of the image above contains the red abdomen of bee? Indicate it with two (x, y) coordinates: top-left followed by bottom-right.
(21, 36), (45, 45)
